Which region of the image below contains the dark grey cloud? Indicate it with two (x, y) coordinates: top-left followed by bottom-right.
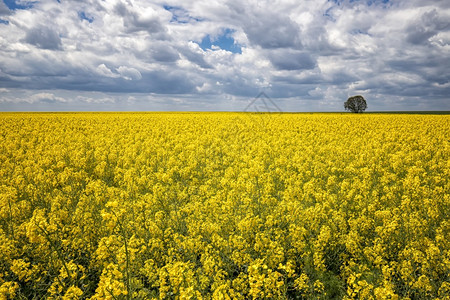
(140, 71), (197, 94)
(0, 2), (11, 15)
(90, 69), (197, 94)
(0, 64), (196, 95)
(178, 45), (213, 69)
(300, 24), (339, 55)
(226, 1), (301, 49)
(272, 73), (323, 85)
(129, 41), (180, 63)
(406, 9), (450, 45)
(244, 16), (300, 49)
(267, 50), (316, 71)
(24, 25), (62, 50)
(114, 2), (169, 39)
(243, 15), (300, 49)
(269, 83), (317, 99)
(151, 44), (180, 62)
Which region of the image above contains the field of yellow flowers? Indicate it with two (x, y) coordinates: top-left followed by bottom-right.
(0, 112), (449, 299)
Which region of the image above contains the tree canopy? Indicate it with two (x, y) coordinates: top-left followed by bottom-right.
(344, 95), (367, 113)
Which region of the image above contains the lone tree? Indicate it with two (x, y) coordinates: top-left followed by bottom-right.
(344, 95), (367, 113)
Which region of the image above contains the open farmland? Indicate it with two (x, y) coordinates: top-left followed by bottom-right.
(0, 113), (449, 299)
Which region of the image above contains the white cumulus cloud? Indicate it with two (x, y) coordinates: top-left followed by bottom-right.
(0, 0), (449, 111)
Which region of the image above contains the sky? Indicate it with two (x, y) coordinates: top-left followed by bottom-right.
(0, 0), (449, 112)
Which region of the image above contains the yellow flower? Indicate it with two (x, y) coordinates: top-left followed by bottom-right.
(0, 113), (448, 299)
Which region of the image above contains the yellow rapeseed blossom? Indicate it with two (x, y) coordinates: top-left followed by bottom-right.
(0, 112), (448, 298)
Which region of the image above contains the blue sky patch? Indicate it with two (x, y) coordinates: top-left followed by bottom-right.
(163, 5), (201, 24)
(368, 0), (390, 5)
(323, 7), (335, 21)
(350, 29), (372, 36)
(0, 19), (8, 24)
(200, 29), (242, 54)
(78, 11), (94, 23)
(3, 0), (35, 10)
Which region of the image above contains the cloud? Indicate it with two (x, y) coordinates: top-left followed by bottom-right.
(0, 2), (11, 16)
(267, 50), (316, 71)
(227, 2), (301, 49)
(30, 92), (67, 103)
(113, 1), (169, 38)
(96, 64), (119, 78)
(0, 0), (449, 111)
(179, 42), (213, 69)
(117, 66), (142, 80)
(406, 9), (450, 45)
(150, 43), (180, 62)
(24, 25), (62, 50)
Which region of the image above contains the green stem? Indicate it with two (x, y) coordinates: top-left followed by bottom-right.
(111, 209), (131, 300)
(106, 287), (119, 300)
(7, 196), (15, 240)
(35, 222), (72, 281)
(120, 221), (131, 300)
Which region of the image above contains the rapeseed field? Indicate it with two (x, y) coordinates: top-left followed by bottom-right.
(0, 113), (448, 299)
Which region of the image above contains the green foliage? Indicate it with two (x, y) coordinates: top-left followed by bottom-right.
(345, 95), (367, 113)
